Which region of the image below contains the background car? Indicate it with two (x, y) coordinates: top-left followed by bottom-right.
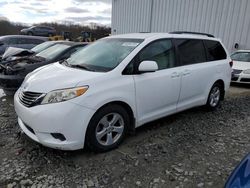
(0, 35), (48, 55)
(231, 50), (250, 84)
(0, 42), (88, 94)
(20, 26), (56, 37)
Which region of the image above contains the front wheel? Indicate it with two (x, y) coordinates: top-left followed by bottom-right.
(86, 104), (129, 152)
(206, 83), (223, 110)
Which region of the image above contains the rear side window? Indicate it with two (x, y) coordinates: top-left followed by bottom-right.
(175, 39), (206, 65)
(138, 39), (176, 70)
(204, 40), (227, 61)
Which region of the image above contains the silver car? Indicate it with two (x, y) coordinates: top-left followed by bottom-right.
(0, 35), (48, 55)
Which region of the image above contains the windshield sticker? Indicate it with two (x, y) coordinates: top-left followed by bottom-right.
(122, 42), (139, 47)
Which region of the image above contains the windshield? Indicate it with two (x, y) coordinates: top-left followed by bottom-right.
(231, 52), (250, 62)
(31, 41), (55, 53)
(36, 44), (70, 60)
(67, 38), (143, 72)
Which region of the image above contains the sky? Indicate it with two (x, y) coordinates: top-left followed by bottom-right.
(0, 0), (112, 26)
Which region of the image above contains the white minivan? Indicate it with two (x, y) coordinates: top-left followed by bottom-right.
(14, 32), (232, 152)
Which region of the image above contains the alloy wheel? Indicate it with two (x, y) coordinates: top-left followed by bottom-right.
(95, 113), (124, 146)
(209, 86), (220, 107)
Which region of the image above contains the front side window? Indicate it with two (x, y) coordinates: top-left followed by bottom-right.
(67, 38), (143, 72)
(138, 39), (176, 70)
(231, 52), (250, 62)
(176, 39), (206, 65)
(204, 40), (227, 61)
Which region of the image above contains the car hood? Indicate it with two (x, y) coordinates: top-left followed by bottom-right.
(232, 61), (250, 70)
(22, 62), (104, 93)
(2, 47), (34, 60)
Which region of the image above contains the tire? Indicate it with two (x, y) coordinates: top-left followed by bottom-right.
(206, 83), (223, 110)
(27, 32), (33, 36)
(86, 104), (130, 152)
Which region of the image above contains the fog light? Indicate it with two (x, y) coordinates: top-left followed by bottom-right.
(51, 133), (66, 141)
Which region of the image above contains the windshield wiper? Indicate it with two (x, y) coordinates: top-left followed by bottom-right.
(61, 59), (70, 66)
(61, 60), (95, 71)
(70, 64), (95, 72)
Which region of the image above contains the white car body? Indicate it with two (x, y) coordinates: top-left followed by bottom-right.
(14, 33), (232, 150)
(231, 50), (250, 84)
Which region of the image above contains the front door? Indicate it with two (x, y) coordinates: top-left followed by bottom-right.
(133, 39), (181, 125)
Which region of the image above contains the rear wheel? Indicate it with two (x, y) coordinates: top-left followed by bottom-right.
(27, 31), (33, 36)
(206, 83), (223, 110)
(86, 104), (129, 152)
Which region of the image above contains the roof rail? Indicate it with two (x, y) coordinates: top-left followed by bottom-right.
(170, 31), (215, 38)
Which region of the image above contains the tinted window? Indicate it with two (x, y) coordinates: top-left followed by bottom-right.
(16, 38), (43, 45)
(138, 39), (176, 70)
(29, 39), (43, 44)
(176, 39), (206, 65)
(204, 40), (227, 61)
(7, 38), (19, 45)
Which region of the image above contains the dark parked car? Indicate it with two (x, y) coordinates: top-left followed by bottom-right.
(20, 26), (56, 37)
(0, 35), (48, 55)
(0, 42), (87, 94)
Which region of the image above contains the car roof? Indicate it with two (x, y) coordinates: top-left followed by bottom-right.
(0, 35), (48, 41)
(31, 25), (54, 29)
(108, 32), (220, 41)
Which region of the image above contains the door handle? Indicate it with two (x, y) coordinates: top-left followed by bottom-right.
(182, 69), (191, 76)
(171, 72), (180, 78)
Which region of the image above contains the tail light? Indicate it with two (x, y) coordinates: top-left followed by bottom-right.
(229, 61), (233, 67)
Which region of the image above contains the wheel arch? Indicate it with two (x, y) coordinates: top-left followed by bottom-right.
(213, 79), (225, 100)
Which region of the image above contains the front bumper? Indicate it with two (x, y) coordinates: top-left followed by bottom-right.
(231, 73), (250, 84)
(14, 90), (95, 150)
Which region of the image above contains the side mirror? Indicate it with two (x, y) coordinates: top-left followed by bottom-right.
(138, 61), (158, 73)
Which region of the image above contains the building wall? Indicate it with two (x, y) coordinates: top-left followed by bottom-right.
(112, 0), (250, 52)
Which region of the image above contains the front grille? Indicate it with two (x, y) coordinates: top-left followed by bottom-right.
(232, 69), (243, 74)
(240, 78), (250, 82)
(19, 91), (44, 107)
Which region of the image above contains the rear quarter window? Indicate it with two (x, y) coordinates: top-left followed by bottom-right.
(204, 40), (227, 61)
(175, 39), (206, 65)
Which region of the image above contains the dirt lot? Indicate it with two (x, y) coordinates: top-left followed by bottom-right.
(0, 85), (250, 188)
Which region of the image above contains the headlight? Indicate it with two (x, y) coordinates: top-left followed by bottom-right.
(243, 69), (250, 74)
(41, 86), (88, 104)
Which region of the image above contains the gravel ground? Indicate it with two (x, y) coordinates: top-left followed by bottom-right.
(0, 85), (250, 188)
